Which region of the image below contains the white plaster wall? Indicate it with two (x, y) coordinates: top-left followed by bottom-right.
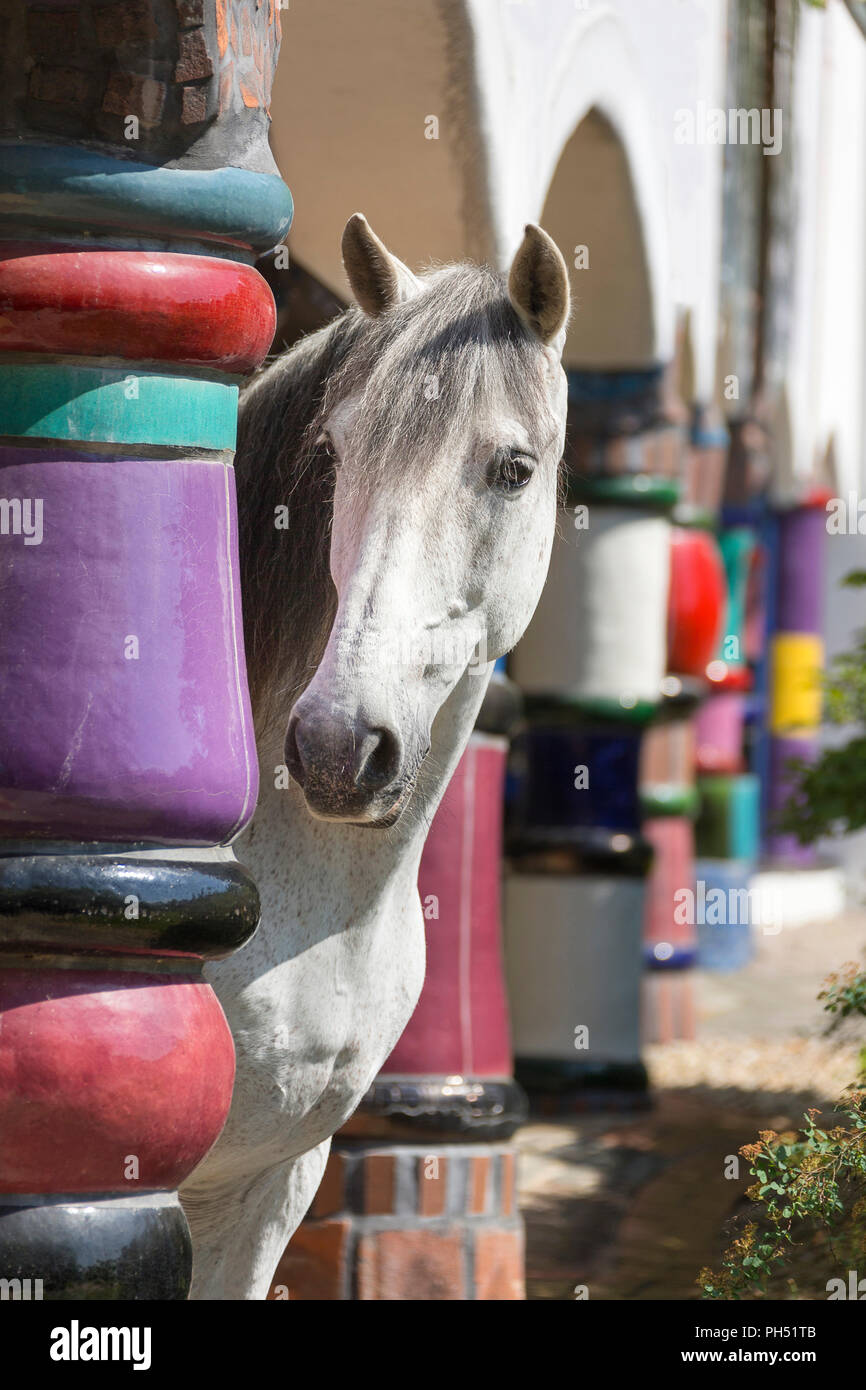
(812, 1), (866, 498)
(788, 0), (866, 497)
(791, 2), (866, 895)
(269, 0), (728, 385)
(464, 0), (728, 383)
(269, 0), (861, 459)
(268, 0), (492, 298)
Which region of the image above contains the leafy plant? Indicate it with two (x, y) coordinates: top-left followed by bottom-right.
(699, 970), (866, 1299)
(820, 960), (866, 1026)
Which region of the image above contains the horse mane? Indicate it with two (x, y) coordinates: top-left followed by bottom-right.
(234, 261), (551, 744)
(235, 312), (359, 742)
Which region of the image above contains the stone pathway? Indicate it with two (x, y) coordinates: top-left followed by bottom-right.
(517, 908), (866, 1300)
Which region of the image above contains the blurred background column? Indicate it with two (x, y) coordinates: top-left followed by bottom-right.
(766, 499), (828, 865)
(693, 526), (763, 969)
(642, 505), (726, 1036)
(505, 371), (685, 1110)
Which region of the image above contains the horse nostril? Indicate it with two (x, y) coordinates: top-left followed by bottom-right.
(356, 726), (402, 792)
(285, 704), (405, 807)
(284, 714), (306, 788)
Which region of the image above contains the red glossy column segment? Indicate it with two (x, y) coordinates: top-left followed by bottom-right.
(0, 247), (276, 372)
(667, 525), (727, 678)
(643, 816), (697, 963)
(0, 968), (235, 1193)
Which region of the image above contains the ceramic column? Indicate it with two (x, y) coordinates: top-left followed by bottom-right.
(504, 367), (686, 1109)
(0, 0), (290, 1299)
(693, 525), (762, 967)
(641, 518), (726, 1040)
(765, 499), (827, 865)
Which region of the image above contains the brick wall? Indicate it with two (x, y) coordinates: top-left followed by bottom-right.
(268, 1142), (524, 1301)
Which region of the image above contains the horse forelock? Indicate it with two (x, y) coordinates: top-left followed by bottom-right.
(235, 260), (556, 738)
(323, 263), (554, 492)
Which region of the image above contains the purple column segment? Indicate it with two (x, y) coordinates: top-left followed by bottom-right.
(775, 506), (825, 634)
(767, 503), (826, 864)
(0, 449), (258, 844)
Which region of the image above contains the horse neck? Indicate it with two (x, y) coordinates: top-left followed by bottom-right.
(398, 659), (493, 851)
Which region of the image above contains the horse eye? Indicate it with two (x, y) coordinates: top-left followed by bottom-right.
(493, 451), (534, 493)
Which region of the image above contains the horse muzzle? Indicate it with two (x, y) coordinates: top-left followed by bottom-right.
(284, 696), (424, 825)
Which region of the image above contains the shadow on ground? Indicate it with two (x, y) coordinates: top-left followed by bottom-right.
(518, 909), (866, 1301)
(518, 1086), (848, 1301)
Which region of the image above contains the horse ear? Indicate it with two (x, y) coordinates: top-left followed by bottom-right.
(341, 213), (421, 317)
(507, 224), (570, 348)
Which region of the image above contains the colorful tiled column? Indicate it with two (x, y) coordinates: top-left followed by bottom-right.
(694, 773), (762, 970)
(694, 525), (763, 968)
(684, 404), (729, 518)
(271, 668), (526, 1300)
(0, 1), (290, 1299)
(641, 519), (725, 1037)
(766, 499), (827, 865)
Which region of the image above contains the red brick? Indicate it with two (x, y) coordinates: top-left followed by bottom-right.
(174, 28), (213, 83)
(363, 1153), (395, 1215)
(268, 1219), (349, 1301)
(93, 2), (157, 48)
(358, 1229), (465, 1300)
(469, 1155), (490, 1215)
(176, 0), (205, 27)
(180, 84), (207, 124)
(500, 1151), (516, 1215)
(417, 1154), (447, 1216)
(102, 71), (166, 127)
(29, 65), (95, 108)
(474, 1227), (524, 1300)
(26, 10), (77, 62)
(309, 1151), (345, 1218)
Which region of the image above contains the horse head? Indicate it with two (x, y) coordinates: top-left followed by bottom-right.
(282, 214), (570, 826)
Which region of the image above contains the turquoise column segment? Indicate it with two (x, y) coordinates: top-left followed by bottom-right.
(0, 145), (293, 255)
(0, 365), (238, 450)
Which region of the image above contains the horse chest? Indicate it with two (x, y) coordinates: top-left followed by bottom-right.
(301, 915), (423, 1087)
(213, 894), (425, 1162)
